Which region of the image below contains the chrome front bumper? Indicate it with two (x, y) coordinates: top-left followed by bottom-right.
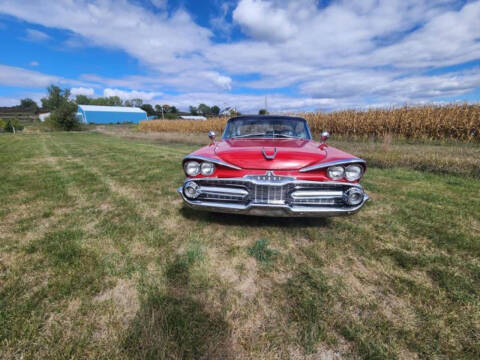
(177, 176), (369, 217)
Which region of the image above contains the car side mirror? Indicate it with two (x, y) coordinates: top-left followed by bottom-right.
(208, 130), (216, 144)
(321, 131), (330, 143)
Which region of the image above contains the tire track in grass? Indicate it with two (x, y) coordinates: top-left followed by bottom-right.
(53, 134), (192, 236)
(1, 135), (117, 358)
(36, 135), (158, 356)
(45, 135), (176, 274)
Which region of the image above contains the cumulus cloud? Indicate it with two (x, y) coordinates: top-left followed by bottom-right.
(233, 0), (300, 42)
(1, 0), (480, 111)
(71, 87), (95, 96)
(81, 70), (232, 92)
(155, 91), (341, 113)
(103, 88), (160, 101)
(0, 0), (211, 70)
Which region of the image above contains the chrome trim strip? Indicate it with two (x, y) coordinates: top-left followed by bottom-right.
(291, 190), (343, 199)
(177, 186), (369, 218)
(198, 186), (248, 197)
(299, 158), (366, 173)
(186, 177), (363, 188)
(183, 155), (242, 170)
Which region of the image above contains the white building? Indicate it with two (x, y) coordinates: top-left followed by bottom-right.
(179, 115), (207, 120)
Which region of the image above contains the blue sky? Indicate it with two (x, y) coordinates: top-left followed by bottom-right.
(0, 0), (479, 112)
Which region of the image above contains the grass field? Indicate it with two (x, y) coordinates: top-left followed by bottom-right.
(1, 131), (479, 359)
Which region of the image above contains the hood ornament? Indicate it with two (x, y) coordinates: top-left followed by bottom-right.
(262, 147), (277, 160)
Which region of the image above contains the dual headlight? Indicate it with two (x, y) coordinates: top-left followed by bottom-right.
(327, 164), (363, 181)
(184, 160), (215, 176)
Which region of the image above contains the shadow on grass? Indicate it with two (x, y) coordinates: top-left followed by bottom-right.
(123, 294), (232, 360)
(123, 248), (232, 360)
(180, 206), (331, 228)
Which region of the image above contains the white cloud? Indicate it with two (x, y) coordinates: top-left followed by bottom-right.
(154, 91), (341, 113)
(24, 28), (50, 42)
(0, 96), (21, 106)
(0, 0), (479, 111)
(29, 60), (39, 67)
(81, 70), (232, 92)
(150, 0), (167, 10)
(210, 1), (235, 39)
(71, 87), (95, 96)
(103, 88), (160, 101)
(0, 63), (93, 89)
(0, 64), (60, 87)
(0, 0), (211, 70)
(233, 0), (299, 42)
(0, 92), (44, 106)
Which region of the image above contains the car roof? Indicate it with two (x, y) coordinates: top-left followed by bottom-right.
(228, 115), (307, 122)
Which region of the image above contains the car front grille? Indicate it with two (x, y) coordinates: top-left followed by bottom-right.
(253, 184), (288, 204)
(191, 175), (359, 208)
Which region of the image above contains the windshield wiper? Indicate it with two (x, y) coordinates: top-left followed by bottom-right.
(273, 134), (301, 139)
(231, 133), (267, 138)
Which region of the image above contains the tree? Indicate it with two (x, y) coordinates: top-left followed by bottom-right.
(131, 98), (143, 108)
(140, 104), (155, 116)
(211, 105), (220, 116)
(106, 96), (122, 106)
(197, 103), (211, 115)
(3, 119), (24, 133)
(259, 109), (268, 115)
(170, 106), (179, 114)
(19, 98), (39, 113)
(75, 95), (91, 105)
(41, 85), (80, 131)
(41, 85), (71, 111)
(46, 101), (79, 131)
(189, 105), (198, 115)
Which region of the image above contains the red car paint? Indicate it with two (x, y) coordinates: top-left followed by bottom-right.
(183, 138), (365, 182)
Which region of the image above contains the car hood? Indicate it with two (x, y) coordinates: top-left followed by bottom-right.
(214, 138), (326, 170)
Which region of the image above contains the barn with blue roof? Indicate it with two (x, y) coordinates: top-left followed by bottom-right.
(76, 105), (148, 124)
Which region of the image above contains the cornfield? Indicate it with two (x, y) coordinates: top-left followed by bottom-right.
(138, 104), (480, 141)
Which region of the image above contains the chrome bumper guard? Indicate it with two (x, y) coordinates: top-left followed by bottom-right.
(177, 175), (369, 217)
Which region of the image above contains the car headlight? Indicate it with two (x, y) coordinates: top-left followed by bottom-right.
(327, 165), (345, 180)
(345, 164), (363, 181)
(184, 161), (200, 176)
(200, 162), (215, 176)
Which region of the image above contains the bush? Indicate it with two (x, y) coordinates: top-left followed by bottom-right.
(0, 118), (5, 132)
(3, 119), (24, 133)
(45, 101), (81, 131)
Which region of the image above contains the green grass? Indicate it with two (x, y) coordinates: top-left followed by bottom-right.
(247, 239), (278, 264)
(0, 130), (479, 359)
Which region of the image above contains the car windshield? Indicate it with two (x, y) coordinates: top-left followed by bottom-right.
(223, 117), (311, 139)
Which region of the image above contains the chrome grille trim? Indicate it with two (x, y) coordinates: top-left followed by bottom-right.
(291, 190), (343, 199)
(198, 186), (248, 197)
(184, 176), (363, 208)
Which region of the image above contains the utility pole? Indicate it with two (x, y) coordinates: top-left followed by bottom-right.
(265, 95), (268, 113)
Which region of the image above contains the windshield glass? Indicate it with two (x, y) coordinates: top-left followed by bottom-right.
(223, 117), (311, 139)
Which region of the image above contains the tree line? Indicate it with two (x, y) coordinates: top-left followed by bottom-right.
(2, 84), (248, 131)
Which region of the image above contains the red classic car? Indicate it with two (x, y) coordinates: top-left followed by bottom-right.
(178, 115), (369, 217)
